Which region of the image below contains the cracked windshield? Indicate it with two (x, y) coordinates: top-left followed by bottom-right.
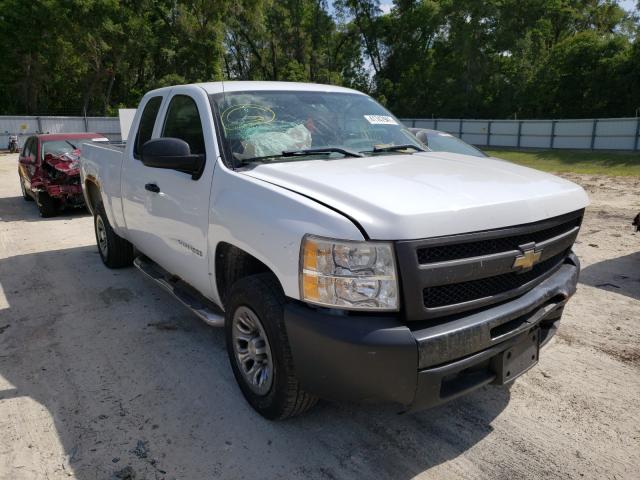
(210, 91), (424, 165)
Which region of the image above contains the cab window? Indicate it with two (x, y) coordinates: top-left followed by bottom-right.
(21, 138), (31, 159)
(23, 137), (36, 162)
(134, 96), (163, 159)
(162, 95), (205, 155)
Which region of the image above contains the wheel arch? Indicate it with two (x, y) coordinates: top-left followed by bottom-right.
(214, 242), (284, 306)
(84, 178), (101, 215)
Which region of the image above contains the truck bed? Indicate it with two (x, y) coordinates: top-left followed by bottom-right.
(80, 140), (127, 230)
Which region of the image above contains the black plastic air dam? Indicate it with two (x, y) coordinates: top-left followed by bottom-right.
(284, 254), (579, 410)
(284, 306), (418, 406)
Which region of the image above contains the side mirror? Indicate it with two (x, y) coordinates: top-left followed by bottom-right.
(141, 137), (205, 180)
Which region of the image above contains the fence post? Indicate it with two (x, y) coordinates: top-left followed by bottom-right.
(36, 116), (42, 134)
(486, 120), (492, 147)
(635, 117), (640, 151)
(83, 115), (89, 132)
(458, 118), (463, 138)
(411, 119), (416, 128)
(434, 118), (439, 130)
(550, 120), (557, 149)
(590, 119), (598, 150)
(517, 120), (522, 149)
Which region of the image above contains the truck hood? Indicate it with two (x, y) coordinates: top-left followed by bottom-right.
(242, 152), (589, 240)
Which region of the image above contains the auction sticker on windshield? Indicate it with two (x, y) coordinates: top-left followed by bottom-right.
(364, 115), (398, 125)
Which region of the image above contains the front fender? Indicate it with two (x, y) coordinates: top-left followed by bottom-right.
(208, 160), (365, 303)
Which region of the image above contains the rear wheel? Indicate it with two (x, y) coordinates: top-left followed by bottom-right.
(225, 273), (317, 420)
(36, 192), (57, 217)
(94, 201), (134, 268)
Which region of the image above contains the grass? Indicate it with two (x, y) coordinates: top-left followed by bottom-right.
(484, 148), (640, 176)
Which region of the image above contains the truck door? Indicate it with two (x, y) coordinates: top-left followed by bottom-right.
(18, 137), (37, 190)
(121, 87), (218, 298)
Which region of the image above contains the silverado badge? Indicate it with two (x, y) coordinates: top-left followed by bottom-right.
(513, 247), (542, 271)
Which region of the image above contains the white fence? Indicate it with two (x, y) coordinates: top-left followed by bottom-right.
(401, 117), (640, 151)
(2, 115), (640, 151)
(1, 116), (121, 149)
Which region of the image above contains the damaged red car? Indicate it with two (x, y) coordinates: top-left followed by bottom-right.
(18, 133), (107, 217)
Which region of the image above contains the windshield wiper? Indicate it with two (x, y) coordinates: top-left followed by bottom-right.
(234, 147), (363, 166)
(282, 147), (363, 158)
(362, 144), (426, 154)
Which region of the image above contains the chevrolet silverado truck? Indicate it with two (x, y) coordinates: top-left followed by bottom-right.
(80, 81), (589, 420)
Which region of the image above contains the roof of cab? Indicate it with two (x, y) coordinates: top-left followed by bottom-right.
(195, 81), (365, 95)
(140, 81), (364, 96)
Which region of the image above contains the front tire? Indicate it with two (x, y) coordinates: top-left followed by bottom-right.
(94, 202), (134, 268)
(225, 274), (317, 420)
(36, 192), (57, 217)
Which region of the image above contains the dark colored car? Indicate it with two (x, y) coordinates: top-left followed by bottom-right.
(409, 128), (487, 158)
(17, 133), (107, 217)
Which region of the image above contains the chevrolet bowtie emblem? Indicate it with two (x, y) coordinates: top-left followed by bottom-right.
(513, 248), (542, 271)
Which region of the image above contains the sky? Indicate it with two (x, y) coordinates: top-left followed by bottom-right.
(620, 0), (637, 11)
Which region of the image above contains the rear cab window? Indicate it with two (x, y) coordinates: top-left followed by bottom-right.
(133, 96), (163, 159)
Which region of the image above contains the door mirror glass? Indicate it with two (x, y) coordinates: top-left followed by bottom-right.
(141, 137), (204, 179)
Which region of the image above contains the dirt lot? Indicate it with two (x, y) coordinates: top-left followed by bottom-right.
(1, 152), (639, 480)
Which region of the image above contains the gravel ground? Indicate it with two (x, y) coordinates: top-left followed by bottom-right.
(1, 152), (639, 480)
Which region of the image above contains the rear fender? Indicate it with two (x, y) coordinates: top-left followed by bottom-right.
(80, 142), (127, 237)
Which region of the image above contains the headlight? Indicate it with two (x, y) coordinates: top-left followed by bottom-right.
(300, 235), (399, 311)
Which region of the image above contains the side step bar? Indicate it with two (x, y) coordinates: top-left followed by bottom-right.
(133, 255), (225, 327)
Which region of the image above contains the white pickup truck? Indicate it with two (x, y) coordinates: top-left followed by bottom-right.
(80, 81), (588, 419)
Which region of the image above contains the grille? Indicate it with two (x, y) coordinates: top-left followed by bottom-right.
(417, 216), (581, 264)
(422, 250), (567, 308)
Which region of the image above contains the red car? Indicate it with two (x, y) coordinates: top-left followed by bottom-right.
(18, 133), (107, 217)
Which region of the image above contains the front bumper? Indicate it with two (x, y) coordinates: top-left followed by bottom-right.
(284, 253), (579, 411)
(45, 183), (83, 199)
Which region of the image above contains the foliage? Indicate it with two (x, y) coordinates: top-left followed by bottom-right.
(0, 0), (637, 117)
(485, 148), (640, 175)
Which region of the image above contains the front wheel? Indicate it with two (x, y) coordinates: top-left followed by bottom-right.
(94, 202), (134, 268)
(36, 192), (57, 217)
(225, 274), (317, 420)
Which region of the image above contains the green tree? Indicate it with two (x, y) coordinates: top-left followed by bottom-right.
(0, 0), (637, 118)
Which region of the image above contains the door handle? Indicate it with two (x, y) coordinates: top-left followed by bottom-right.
(145, 183), (160, 193)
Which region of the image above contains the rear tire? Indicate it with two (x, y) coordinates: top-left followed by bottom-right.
(225, 273), (317, 420)
(94, 201), (134, 268)
(36, 192), (57, 217)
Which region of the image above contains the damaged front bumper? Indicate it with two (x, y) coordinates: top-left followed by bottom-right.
(31, 151), (84, 205)
(41, 183), (83, 198)
(284, 253), (579, 411)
